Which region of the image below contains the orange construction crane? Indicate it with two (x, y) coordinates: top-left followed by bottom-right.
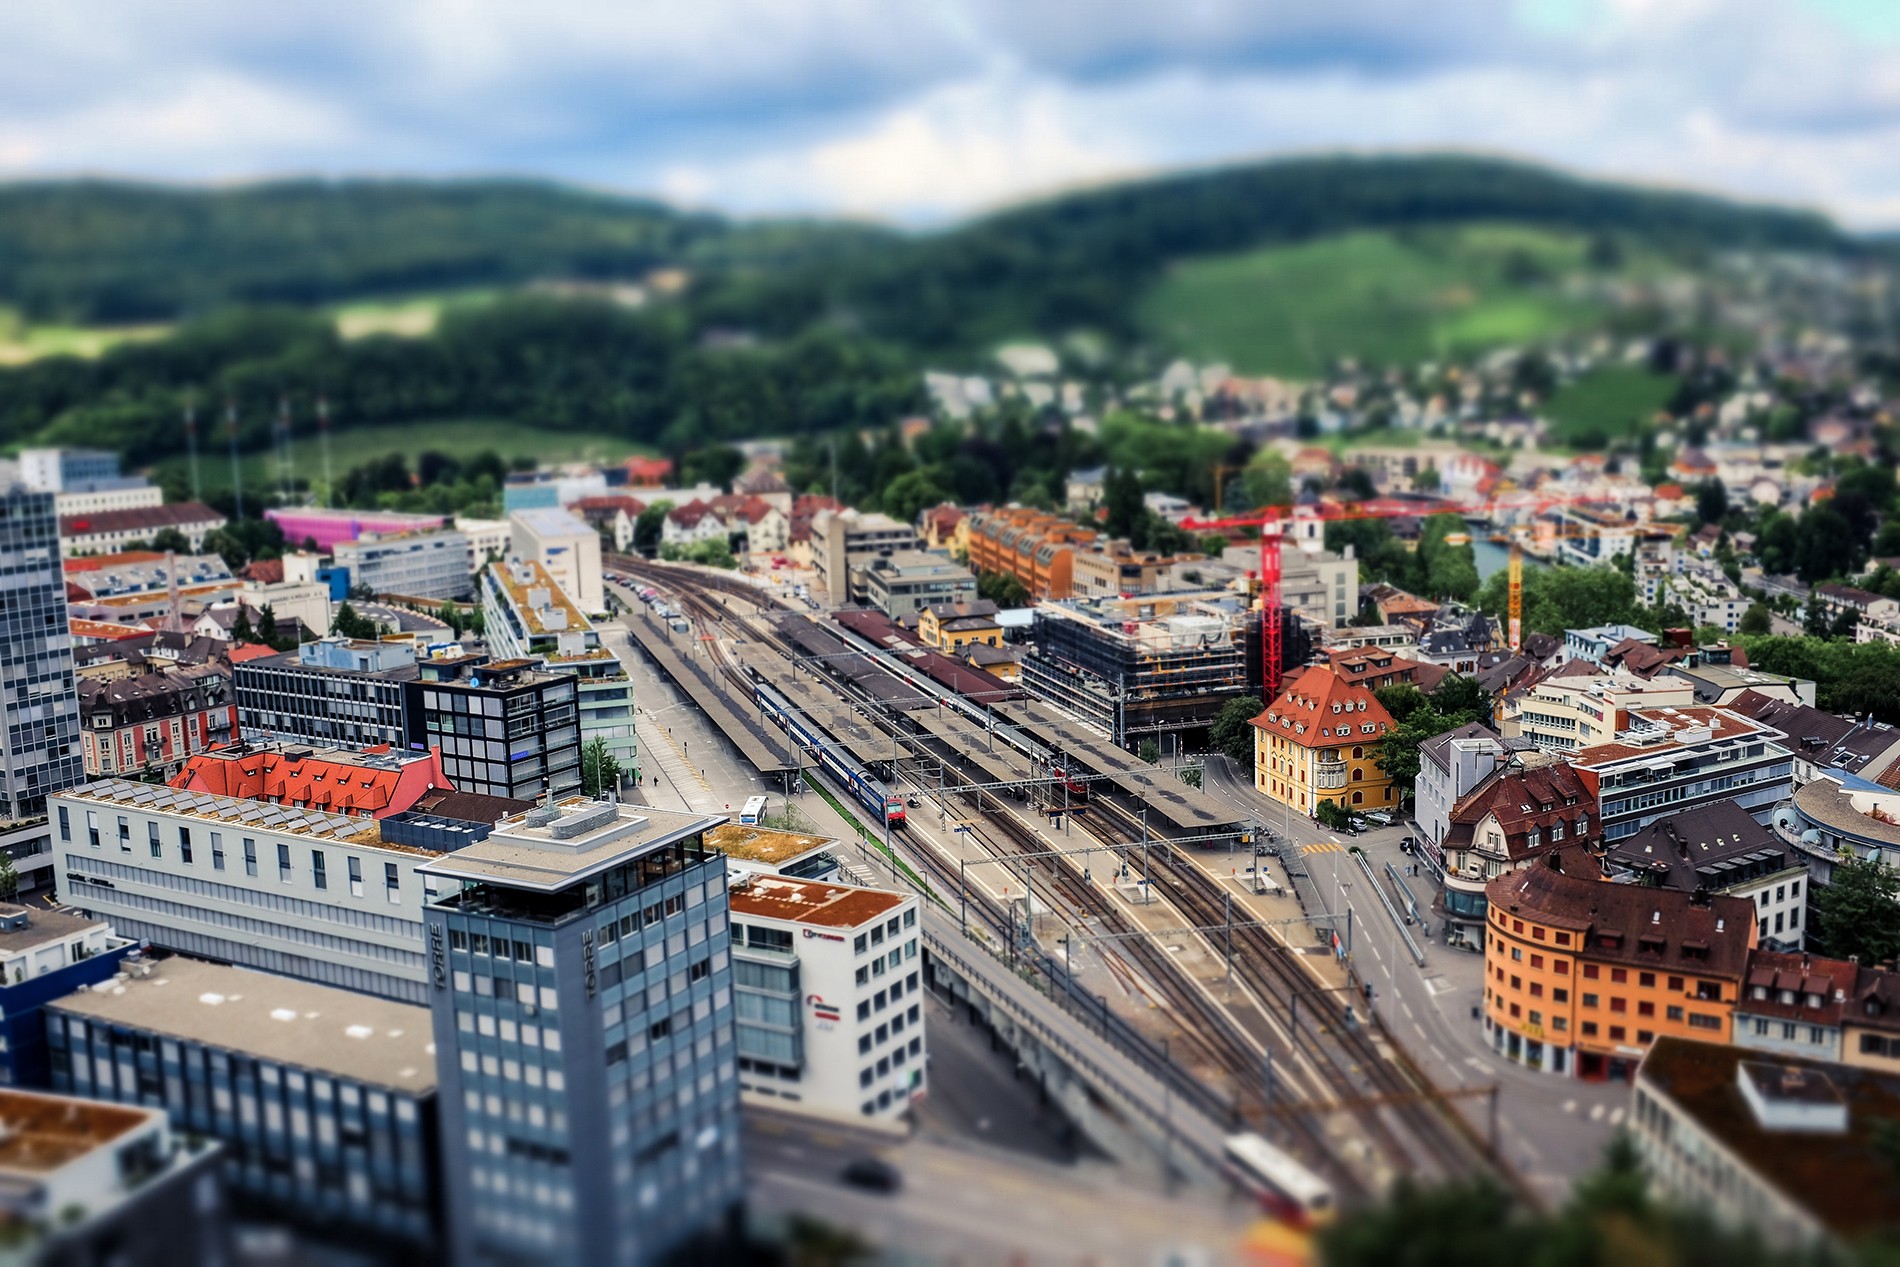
(1187, 491), (1604, 701)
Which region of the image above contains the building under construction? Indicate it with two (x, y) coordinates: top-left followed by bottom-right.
(1022, 597), (1267, 750)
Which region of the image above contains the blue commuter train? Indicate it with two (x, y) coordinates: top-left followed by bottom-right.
(752, 678), (907, 829)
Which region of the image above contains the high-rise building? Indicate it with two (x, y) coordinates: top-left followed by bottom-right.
(0, 476), (86, 895)
(405, 655), (584, 802)
(481, 560), (636, 781)
(418, 797), (741, 1266)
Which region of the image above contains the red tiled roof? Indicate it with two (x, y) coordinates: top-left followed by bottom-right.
(1251, 666), (1394, 749)
(171, 747), (450, 818)
(240, 559), (284, 584)
(59, 502), (223, 538)
(225, 644), (281, 665)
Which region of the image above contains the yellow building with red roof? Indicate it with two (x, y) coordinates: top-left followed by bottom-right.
(1252, 665), (1396, 817)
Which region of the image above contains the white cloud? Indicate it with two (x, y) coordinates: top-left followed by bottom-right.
(0, 0), (1897, 229)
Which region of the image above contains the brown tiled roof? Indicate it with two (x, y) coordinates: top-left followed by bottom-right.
(1604, 800), (1791, 892)
(1445, 762), (1595, 860)
(1488, 849), (1756, 979)
(1738, 950), (1858, 1025)
(58, 502), (223, 537)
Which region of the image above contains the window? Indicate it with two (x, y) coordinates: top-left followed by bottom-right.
(118, 816), (131, 852)
(1554, 960), (1570, 976)
(178, 827), (193, 865)
(211, 833), (224, 871)
(385, 862), (401, 902)
(1530, 954), (1544, 969)
(1610, 998), (1628, 1013)
(348, 857), (363, 898)
(312, 851), (327, 890)
(277, 843), (293, 883)
(1582, 993), (1599, 1008)
(243, 839), (258, 877)
(1667, 976), (1683, 991)
(1583, 964), (1599, 980)
(1610, 968), (1628, 984)
(57, 806), (69, 843)
(86, 810), (99, 849)
(1639, 972), (1655, 988)
(1638, 1001), (1655, 1017)
(1609, 1026), (1626, 1042)
(1667, 1006), (1683, 1022)
(1553, 988), (1569, 1004)
(1687, 1014), (1721, 1031)
(148, 822), (161, 858)
(1582, 1022), (1598, 1037)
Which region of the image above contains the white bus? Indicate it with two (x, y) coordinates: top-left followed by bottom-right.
(739, 795), (770, 826)
(1221, 1133), (1335, 1226)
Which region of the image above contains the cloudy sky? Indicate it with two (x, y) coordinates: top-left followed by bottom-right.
(4, 0), (1899, 229)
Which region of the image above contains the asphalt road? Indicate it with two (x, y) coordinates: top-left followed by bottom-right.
(1197, 755), (1625, 1205)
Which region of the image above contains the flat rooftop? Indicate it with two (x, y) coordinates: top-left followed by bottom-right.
(729, 874), (907, 929)
(0, 1091), (158, 1176)
(707, 822), (833, 866)
(418, 798), (724, 892)
(0, 906), (111, 957)
(49, 957), (436, 1095)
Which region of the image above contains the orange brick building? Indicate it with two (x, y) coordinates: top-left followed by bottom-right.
(965, 507), (1096, 600)
(1484, 849), (1757, 1082)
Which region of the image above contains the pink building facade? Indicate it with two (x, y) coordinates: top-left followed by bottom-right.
(265, 508), (446, 552)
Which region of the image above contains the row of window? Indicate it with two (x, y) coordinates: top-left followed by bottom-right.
(853, 939), (918, 986)
(63, 807), (405, 902)
(59, 854), (423, 940)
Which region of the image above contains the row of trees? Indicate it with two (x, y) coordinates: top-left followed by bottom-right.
(0, 299), (928, 470)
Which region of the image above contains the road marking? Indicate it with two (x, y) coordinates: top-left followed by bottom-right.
(1428, 1044), (1450, 1066)
(1400, 1000), (1416, 1022)
(1609, 1107), (1625, 1126)
(1589, 1104), (1605, 1122)
(1300, 842), (1345, 855)
(1412, 1022), (1428, 1041)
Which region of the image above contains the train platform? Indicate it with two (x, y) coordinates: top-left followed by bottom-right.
(994, 699), (1249, 836)
(761, 665), (914, 773)
(619, 604), (793, 779)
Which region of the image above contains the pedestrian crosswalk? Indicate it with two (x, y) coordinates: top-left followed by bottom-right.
(1300, 841), (1345, 855)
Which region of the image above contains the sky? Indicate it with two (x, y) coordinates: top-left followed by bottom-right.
(4, 0), (1900, 229)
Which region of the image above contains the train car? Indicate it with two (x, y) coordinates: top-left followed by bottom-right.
(739, 795), (769, 826)
(753, 679), (907, 831)
(1221, 1133), (1335, 1228)
(1048, 764), (1091, 809)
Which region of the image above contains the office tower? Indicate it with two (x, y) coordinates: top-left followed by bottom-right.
(0, 476), (86, 894)
(420, 798), (740, 1265)
(235, 637), (418, 747)
(406, 655), (583, 802)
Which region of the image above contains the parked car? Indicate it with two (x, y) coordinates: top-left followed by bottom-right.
(840, 1156), (902, 1194)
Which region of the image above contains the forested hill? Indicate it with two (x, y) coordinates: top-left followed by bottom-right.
(821, 153), (1854, 351)
(0, 178), (893, 323)
(0, 155), (1857, 335)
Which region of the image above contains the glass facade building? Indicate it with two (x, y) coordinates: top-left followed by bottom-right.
(0, 479), (85, 891)
(46, 957), (439, 1251)
(421, 798), (741, 1266)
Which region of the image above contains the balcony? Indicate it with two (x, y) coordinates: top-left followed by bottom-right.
(1314, 760), (1347, 791)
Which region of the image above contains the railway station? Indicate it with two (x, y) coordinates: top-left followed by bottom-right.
(619, 603), (795, 784)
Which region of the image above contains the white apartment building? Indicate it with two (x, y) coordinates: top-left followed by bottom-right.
(333, 528), (473, 601)
(727, 874), (926, 1123)
(51, 770), (459, 1004)
(480, 560), (636, 778)
(53, 484), (163, 517)
(1500, 669), (1695, 752)
(455, 517), (512, 573)
(509, 507), (603, 614)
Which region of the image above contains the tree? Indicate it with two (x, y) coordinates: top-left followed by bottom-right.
(581, 738), (623, 797)
(1240, 454), (1293, 510)
(150, 527), (189, 553)
(1210, 696), (1265, 766)
(1695, 479), (1729, 527)
(1739, 603), (1773, 636)
(258, 604), (279, 645)
(879, 470), (950, 526)
(1315, 799), (1354, 830)
(331, 602), (379, 640)
(434, 601), (466, 637)
(1804, 597), (1833, 639)
(976, 570), (1030, 608)
(1812, 851), (1900, 966)
(1138, 739), (1161, 765)
(1103, 466), (1145, 540)
(230, 606), (257, 645)
(0, 852), (18, 904)
(633, 502), (673, 556)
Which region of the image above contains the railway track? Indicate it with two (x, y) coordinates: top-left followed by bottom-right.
(606, 558), (1505, 1199)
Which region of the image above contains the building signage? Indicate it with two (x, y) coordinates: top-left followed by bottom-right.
(582, 928), (597, 999)
(800, 928), (846, 943)
(429, 924), (447, 992)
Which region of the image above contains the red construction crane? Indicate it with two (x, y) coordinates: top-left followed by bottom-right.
(1186, 490), (1606, 703)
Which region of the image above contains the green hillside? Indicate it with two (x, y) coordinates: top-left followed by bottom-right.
(1137, 224), (1630, 375)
